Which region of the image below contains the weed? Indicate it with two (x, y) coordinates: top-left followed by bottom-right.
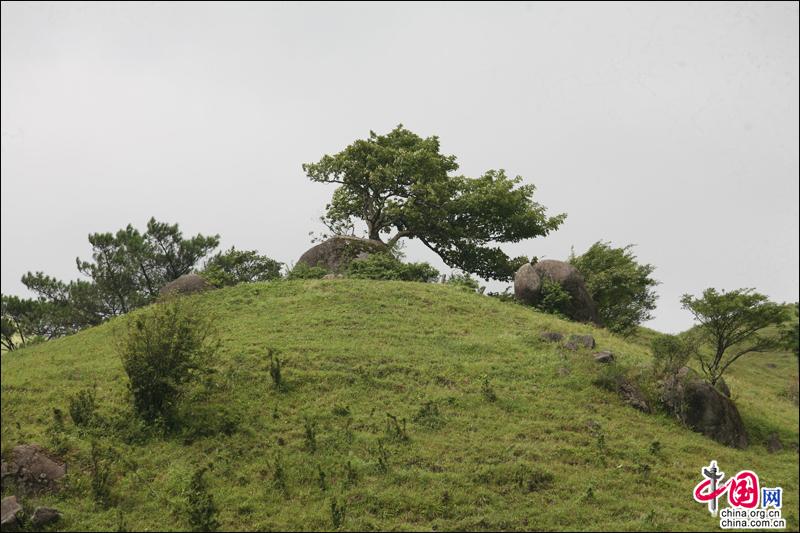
(89, 441), (114, 507)
(413, 400), (443, 429)
(46, 408), (69, 455)
(375, 439), (390, 473)
(481, 376), (498, 402)
(343, 460), (357, 488)
(304, 418), (317, 452)
(268, 348), (284, 391)
(273, 455), (287, 494)
(330, 496), (346, 529)
(385, 413), (408, 442)
(186, 466), (219, 532)
(317, 465), (327, 491)
(69, 386), (98, 429)
(649, 440), (662, 456)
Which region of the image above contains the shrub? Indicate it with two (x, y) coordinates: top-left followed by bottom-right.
(90, 441), (115, 507)
(117, 298), (219, 424)
(268, 349), (284, 391)
(330, 496), (346, 529)
(533, 278), (572, 317)
(285, 262), (329, 280)
(186, 467), (219, 532)
(202, 247), (283, 287)
(445, 272), (481, 292)
(345, 253), (439, 282)
(650, 334), (695, 377)
(69, 386), (98, 429)
(570, 241), (659, 335)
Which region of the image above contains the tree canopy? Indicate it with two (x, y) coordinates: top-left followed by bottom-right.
(303, 126), (565, 280)
(681, 288), (790, 385)
(2, 218), (220, 350)
(570, 241), (659, 335)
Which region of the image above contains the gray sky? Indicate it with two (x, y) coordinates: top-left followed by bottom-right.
(2, 1), (798, 333)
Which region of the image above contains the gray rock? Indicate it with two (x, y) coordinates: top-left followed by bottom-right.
(1, 496), (22, 531)
(31, 507), (61, 528)
(569, 334), (596, 349)
(513, 263), (542, 304)
(661, 369), (748, 449)
(767, 433), (783, 454)
(593, 351), (615, 363)
(8, 444), (66, 494)
(539, 332), (564, 343)
(297, 236), (388, 273)
(513, 260), (600, 323)
(159, 273), (211, 297)
(617, 378), (651, 413)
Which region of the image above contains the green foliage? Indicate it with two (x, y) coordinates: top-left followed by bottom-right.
(117, 298), (219, 424)
(285, 262), (329, 280)
(780, 303), (799, 357)
(345, 253), (439, 282)
(9, 219), (220, 343)
(303, 125), (565, 280)
(445, 272), (481, 293)
(69, 386), (98, 429)
(76, 218), (219, 313)
(1, 293), (56, 350)
(186, 467), (219, 532)
(1, 280), (798, 531)
(681, 288), (790, 385)
(481, 376), (498, 402)
(268, 349), (284, 391)
(330, 496), (346, 529)
(570, 241), (659, 335)
(303, 418), (318, 452)
(202, 247), (282, 287)
(533, 277), (572, 317)
(90, 441), (115, 507)
(413, 400), (444, 429)
(650, 334), (696, 377)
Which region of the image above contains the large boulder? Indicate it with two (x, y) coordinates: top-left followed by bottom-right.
(5, 445), (66, 494)
(159, 273), (211, 297)
(513, 260), (599, 323)
(1, 496), (22, 531)
(661, 368), (748, 449)
(297, 236), (388, 273)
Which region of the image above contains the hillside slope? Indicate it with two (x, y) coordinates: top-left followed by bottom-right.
(1, 280), (798, 531)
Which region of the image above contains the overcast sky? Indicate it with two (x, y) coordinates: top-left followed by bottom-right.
(2, 1), (798, 333)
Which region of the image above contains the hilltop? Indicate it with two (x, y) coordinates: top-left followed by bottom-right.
(1, 280), (798, 531)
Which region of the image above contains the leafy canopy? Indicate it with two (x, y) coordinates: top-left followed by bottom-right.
(681, 288), (789, 385)
(303, 125), (565, 280)
(202, 247), (283, 288)
(570, 241), (659, 335)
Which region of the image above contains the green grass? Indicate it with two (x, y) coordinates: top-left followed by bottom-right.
(1, 280), (798, 531)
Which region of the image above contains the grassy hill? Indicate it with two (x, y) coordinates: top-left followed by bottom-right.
(1, 280), (798, 531)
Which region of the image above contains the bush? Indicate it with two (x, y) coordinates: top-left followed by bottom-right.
(202, 247), (283, 287)
(445, 272), (481, 292)
(286, 262), (329, 280)
(345, 253), (439, 282)
(570, 241), (659, 335)
(69, 386), (98, 429)
(650, 334), (695, 377)
(117, 298), (219, 424)
(534, 278), (572, 317)
(186, 466), (219, 532)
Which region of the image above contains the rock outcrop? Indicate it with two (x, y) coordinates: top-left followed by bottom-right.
(661, 368), (748, 449)
(297, 236), (388, 273)
(4, 444), (67, 494)
(159, 273), (211, 297)
(514, 260), (599, 323)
